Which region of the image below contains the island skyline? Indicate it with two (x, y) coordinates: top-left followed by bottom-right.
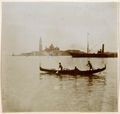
(12, 37), (117, 58)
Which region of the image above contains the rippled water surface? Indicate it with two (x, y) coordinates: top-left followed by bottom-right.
(1, 56), (118, 112)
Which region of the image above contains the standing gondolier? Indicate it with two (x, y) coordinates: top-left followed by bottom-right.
(56, 62), (63, 74)
(59, 62), (63, 71)
(87, 60), (93, 70)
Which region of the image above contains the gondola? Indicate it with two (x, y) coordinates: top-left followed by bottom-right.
(40, 65), (106, 75)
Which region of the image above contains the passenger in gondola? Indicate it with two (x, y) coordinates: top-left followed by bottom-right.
(87, 60), (93, 70)
(74, 66), (79, 71)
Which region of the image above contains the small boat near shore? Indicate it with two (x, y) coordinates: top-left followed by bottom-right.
(40, 65), (106, 76)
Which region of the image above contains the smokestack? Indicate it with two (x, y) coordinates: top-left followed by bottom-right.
(39, 37), (42, 52)
(102, 44), (104, 53)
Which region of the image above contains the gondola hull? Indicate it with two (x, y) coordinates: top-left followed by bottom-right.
(40, 65), (106, 75)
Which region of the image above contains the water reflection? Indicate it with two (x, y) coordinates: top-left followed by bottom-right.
(88, 76), (93, 86)
(40, 72), (106, 88)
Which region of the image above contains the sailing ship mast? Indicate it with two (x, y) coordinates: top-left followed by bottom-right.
(87, 33), (89, 53)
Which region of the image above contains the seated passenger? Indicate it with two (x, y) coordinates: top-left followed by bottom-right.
(75, 66), (78, 70)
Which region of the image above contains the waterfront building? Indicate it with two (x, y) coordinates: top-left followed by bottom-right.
(45, 44), (60, 52)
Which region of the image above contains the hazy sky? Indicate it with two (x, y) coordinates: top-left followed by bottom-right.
(2, 2), (118, 54)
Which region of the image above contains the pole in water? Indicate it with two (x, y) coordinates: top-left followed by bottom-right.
(87, 32), (90, 53)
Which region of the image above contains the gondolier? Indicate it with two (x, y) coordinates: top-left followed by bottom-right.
(56, 62), (63, 74)
(59, 62), (63, 71)
(87, 60), (93, 70)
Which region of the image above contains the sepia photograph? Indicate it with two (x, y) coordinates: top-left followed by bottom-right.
(1, 1), (119, 112)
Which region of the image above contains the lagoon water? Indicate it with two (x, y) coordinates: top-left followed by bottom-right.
(1, 56), (118, 112)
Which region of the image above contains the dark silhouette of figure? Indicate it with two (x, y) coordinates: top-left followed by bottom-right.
(74, 66), (79, 71)
(87, 61), (93, 70)
(59, 62), (63, 71)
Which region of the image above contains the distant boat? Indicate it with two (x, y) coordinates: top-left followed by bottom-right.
(69, 36), (117, 58)
(69, 52), (117, 58)
(40, 65), (106, 76)
(12, 53), (15, 56)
